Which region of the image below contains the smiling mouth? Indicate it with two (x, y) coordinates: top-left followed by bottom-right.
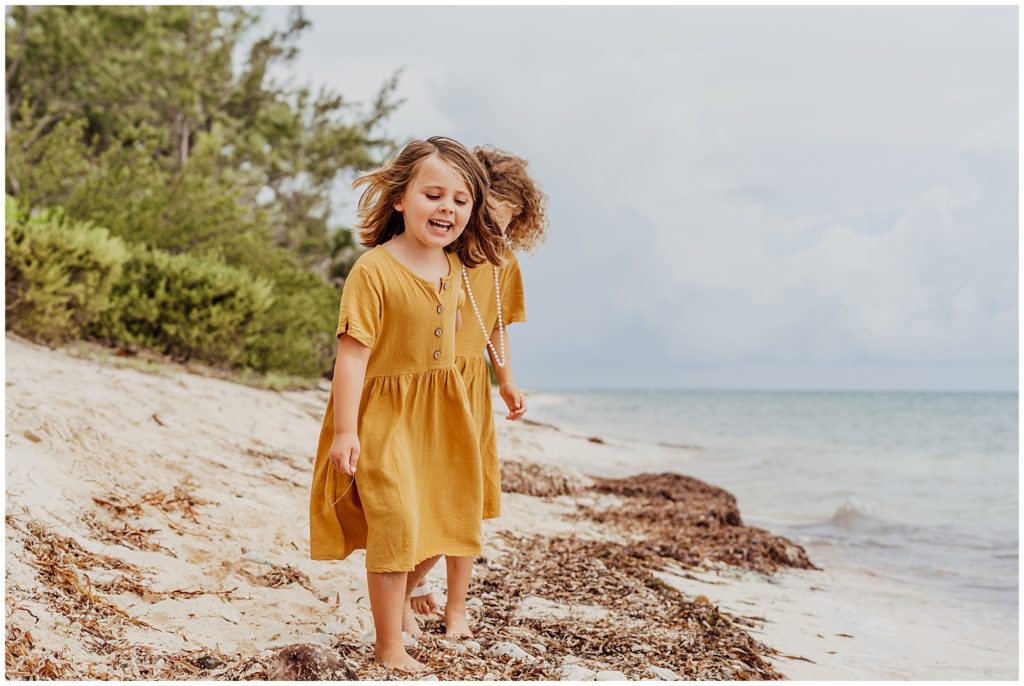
(428, 219), (453, 233)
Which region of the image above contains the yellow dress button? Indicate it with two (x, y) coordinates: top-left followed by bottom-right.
(433, 350), (441, 359)
(443, 282), (450, 290)
(434, 328), (442, 337)
(436, 305), (444, 314)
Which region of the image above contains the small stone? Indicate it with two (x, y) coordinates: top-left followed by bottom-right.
(647, 666), (680, 681)
(359, 629), (375, 645)
(532, 643), (547, 654)
(596, 670), (627, 681)
(466, 598), (483, 608)
(440, 639), (468, 654)
(464, 640), (481, 653)
(487, 641), (530, 661)
(196, 654), (226, 670)
(483, 675), (498, 681)
(560, 664), (597, 681)
(420, 676), (439, 681)
(402, 631), (418, 647)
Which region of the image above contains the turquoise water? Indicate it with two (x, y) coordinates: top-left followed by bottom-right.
(529, 391), (1018, 616)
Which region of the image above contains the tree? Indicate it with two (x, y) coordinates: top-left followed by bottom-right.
(5, 5), (400, 270)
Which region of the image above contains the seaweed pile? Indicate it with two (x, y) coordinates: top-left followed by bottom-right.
(499, 459), (585, 498)
(6, 443), (811, 680)
(582, 473), (818, 575)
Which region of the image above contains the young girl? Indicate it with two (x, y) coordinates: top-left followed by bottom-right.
(308, 136), (504, 672)
(408, 146), (549, 634)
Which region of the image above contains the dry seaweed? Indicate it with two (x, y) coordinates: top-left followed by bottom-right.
(581, 473), (818, 574)
(92, 575), (236, 603)
(93, 481), (212, 534)
(500, 459), (583, 498)
(140, 484), (211, 529)
(82, 512), (176, 556)
(20, 521), (149, 639)
(5, 623), (99, 680)
(463, 532), (783, 680)
(22, 520), (143, 579)
(6, 464), (810, 679)
(241, 564), (326, 603)
(245, 447), (307, 472)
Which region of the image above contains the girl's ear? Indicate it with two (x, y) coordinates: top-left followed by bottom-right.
(393, 199), (404, 213)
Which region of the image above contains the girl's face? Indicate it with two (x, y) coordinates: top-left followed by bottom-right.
(394, 154), (473, 250)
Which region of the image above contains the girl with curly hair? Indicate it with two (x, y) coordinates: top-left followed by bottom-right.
(407, 145), (549, 638)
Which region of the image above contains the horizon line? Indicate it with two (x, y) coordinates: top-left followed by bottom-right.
(523, 387), (1019, 395)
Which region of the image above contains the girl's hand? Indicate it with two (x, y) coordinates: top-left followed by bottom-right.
(329, 432), (360, 475)
(499, 383), (526, 421)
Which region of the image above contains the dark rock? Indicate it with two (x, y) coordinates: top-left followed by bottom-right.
(266, 644), (357, 681)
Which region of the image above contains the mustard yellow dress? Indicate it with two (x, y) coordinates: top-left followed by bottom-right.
(455, 251), (527, 520)
(309, 246), (484, 572)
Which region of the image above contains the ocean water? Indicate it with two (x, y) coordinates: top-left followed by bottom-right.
(528, 391), (1018, 624)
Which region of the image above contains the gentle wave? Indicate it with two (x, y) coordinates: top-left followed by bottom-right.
(529, 390), (1018, 615)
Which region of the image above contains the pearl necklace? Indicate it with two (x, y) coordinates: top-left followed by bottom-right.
(462, 266), (506, 368)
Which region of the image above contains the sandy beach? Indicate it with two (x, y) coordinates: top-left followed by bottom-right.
(4, 334), (972, 680)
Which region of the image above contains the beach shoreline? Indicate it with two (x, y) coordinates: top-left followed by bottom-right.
(521, 391), (1019, 681)
(5, 336), (1011, 679)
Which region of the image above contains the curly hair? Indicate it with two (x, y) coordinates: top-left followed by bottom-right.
(352, 137), (504, 268)
(473, 146), (549, 254)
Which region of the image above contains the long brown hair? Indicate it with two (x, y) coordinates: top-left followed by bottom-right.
(353, 136), (504, 268)
(474, 146), (549, 254)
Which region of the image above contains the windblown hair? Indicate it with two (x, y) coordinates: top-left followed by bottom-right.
(352, 136), (504, 268)
(473, 146), (549, 254)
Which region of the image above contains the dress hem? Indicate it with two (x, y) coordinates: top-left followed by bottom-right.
(310, 545), (483, 573)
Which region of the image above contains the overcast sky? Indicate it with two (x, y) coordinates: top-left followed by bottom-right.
(261, 6), (1017, 392)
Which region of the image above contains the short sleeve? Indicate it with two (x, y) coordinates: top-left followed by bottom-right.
(500, 253), (527, 325)
(336, 265), (381, 348)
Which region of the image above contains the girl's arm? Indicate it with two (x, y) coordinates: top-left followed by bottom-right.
(329, 335), (371, 475)
(487, 326), (526, 421)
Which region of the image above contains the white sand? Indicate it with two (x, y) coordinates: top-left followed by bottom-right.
(5, 336), (626, 674)
(9, 335), (999, 679)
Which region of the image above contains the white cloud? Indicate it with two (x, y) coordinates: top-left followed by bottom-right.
(260, 6), (1017, 390)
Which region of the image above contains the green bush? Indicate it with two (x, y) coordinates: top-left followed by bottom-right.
(6, 195), (338, 376)
(208, 231), (341, 377)
(241, 265), (339, 377)
(5, 196), (130, 341)
(93, 245), (274, 366)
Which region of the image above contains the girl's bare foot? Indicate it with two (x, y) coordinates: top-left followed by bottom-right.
(375, 646), (428, 674)
(402, 606), (423, 637)
(411, 590), (440, 616)
(444, 608), (473, 639)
